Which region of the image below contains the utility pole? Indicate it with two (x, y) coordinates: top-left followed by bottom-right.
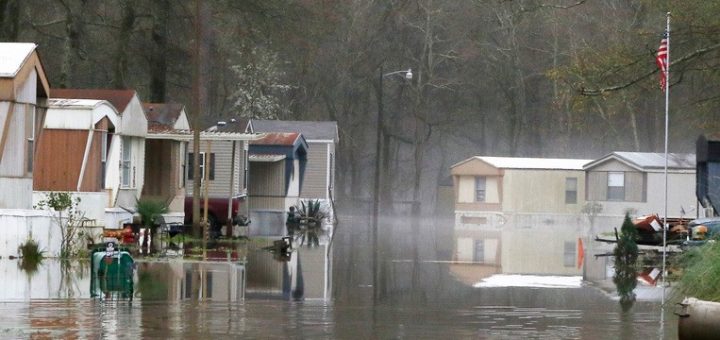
(191, 0), (205, 238)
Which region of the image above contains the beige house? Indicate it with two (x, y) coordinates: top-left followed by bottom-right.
(450, 156), (591, 276)
(583, 152), (697, 221)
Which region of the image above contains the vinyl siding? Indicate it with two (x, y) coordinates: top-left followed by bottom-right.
(503, 170), (586, 214)
(248, 161), (285, 197)
(186, 140), (244, 198)
(248, 160), (287, 211)
(586, 170), (645, 202)
(301, 142), (328, 199)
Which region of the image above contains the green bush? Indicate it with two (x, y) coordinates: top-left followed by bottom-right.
(614, 213), (639, 310)
(135, 198), (168, 227)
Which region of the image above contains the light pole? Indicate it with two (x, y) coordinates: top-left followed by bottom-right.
(372, 66), (412, 303)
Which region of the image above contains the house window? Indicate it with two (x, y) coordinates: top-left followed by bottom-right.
(25, 108), (35, 173)
(564, 241), (576, 267)
(188, 152), (215, 181)
(607, 172), (625, 201)
(243, 149), (248, 190)
(565, 177), (578, 204)
(474, 240), (484, 262)
(26, 139), (33, 173)
(121, 136), (132, 188)
(101, 131), (108, 188)
(475, 176), (486, 202)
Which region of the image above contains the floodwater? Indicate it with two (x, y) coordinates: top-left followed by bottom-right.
(0, 213), (680, 339)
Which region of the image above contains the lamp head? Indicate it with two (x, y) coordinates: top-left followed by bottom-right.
(405, 69), (413, 80)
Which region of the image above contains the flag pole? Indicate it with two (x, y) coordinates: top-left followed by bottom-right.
(661, 11), (670, 308)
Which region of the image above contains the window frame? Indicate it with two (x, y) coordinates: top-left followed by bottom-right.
(121, 136), (133, 188)
(607, 172), (625, 201)
(565, 177), (578, 204)
(188, 152), (215, 182)
(475, 176), (486, 202)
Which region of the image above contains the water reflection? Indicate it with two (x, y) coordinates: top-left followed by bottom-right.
(0, 212), (683, 338)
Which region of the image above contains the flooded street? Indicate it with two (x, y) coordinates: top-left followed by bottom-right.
(0, 213), (679, 339)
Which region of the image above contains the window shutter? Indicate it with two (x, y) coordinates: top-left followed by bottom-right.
(209, 153), (215, 180)
(187, 153), (194, 180)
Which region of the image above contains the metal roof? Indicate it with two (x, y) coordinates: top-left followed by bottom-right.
(470, 156), (591, 170)
(0, 43), (36, 77)
(147, 130), (259, 141)
(49, 98), (115, 110)
(206, 118), (250, 133)
(584, 152), (696, 170)
(250, 119), (338, 142)
(249, 154), (286, 162)
(51, 88), (137, 113)
(250, 132), (303, 146)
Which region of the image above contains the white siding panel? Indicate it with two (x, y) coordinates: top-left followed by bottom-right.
(16, 68), (37, 104)
(0, 177), (32, 208)
(0, 102), (26, 176)
(119, 97), (148, 137)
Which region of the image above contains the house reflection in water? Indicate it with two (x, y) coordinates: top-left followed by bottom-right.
(246, 237), (332, 301)
(137, 261), (245, 301)
(450, 156), (591, 284)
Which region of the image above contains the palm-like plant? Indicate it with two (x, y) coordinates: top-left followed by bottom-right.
(135, 198), (168, 253)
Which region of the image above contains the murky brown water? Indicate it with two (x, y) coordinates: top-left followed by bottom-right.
(0, 214), (680, 339)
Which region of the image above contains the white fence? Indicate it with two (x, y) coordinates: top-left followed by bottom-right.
(0, 209), (60, 258)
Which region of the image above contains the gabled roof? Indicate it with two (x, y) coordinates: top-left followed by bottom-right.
(142, 102), (187, 133)
(249, 119), (338, 142)
(0, 43), (37, 77)
(583, 152), (696, 171)
(0, 43), (50, 101)
(51, 88), (136, 113)
(452, 156), (591, 170)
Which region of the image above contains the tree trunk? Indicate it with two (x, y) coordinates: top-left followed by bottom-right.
(112, 0), (135, 89)
(149, 0), (169, 102)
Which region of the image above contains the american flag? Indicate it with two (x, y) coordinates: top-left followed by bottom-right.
(655, 33), (668, 91)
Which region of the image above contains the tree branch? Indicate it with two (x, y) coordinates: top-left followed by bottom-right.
(581, 42), (720, 96)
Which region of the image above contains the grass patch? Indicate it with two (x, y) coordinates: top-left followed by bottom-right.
(674, 238), (720, 302)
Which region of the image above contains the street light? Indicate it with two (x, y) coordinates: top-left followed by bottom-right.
(372, 66), (412, 303)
